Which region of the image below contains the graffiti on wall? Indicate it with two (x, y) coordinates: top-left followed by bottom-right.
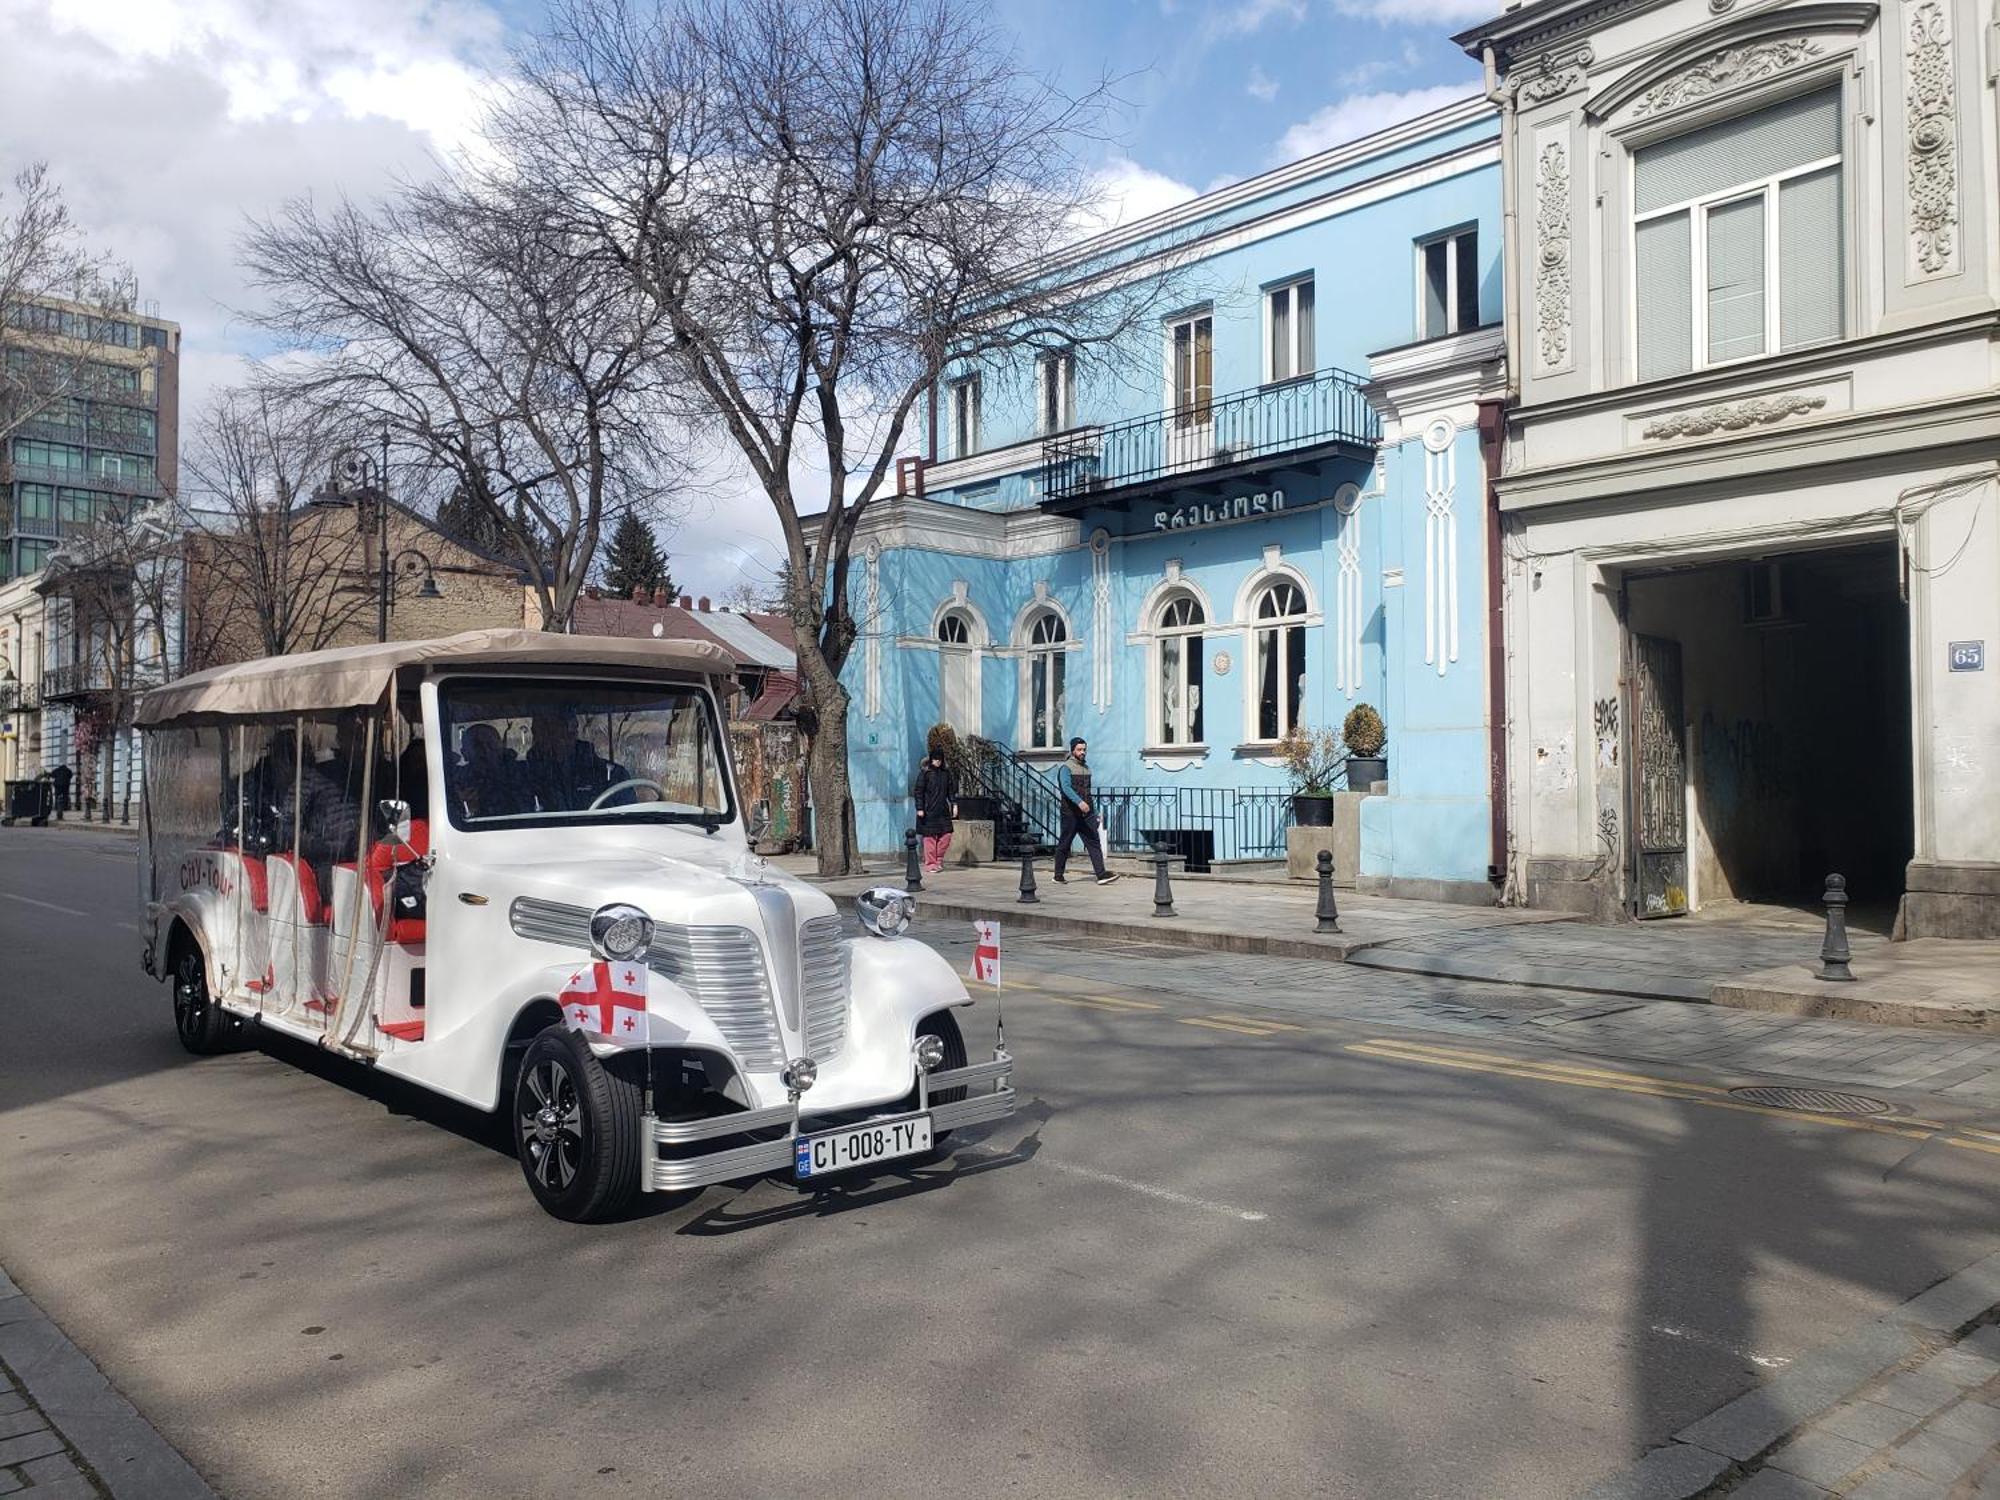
(1593, 697), (1620, 771)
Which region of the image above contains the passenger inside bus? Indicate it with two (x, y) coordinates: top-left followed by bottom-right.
(452, 722), (527, 820)
(521, 705), (633, 812)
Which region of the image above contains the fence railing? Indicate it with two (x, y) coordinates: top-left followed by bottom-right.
(1041, 365), (1378, 504)
(1093, 786), (1297, 870)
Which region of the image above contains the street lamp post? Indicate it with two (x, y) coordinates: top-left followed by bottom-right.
(317, 426), (439, 643)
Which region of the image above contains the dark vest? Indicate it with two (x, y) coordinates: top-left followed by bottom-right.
(1063, 756), (1092, 804)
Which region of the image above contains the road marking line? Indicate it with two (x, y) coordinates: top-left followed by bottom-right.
(1345, 1042), (1950, 1147)
(1043, 995), (1152, 1014)
(1362, 1038), (1735, 1096)
(1213, 1013), (1306, 1031)
(968, 1146), (1267, 1222)
(0, 892), (89, 918)
(1946, 1137), (2000, 1157)
(1180, 1017), (1279, 1037)
(1075, 994), (1166, 1011)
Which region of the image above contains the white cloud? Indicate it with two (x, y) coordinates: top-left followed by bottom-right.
(1246, 66), (1280, 103)
(1070, 157), (1202, 239)
(1275, 84), (1478, 159)
(1208, 0), (1308, 36)
(1331, 0), (1502, 23)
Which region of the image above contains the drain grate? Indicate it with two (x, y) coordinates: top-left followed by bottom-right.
(1729, 1085), (1891, 1116)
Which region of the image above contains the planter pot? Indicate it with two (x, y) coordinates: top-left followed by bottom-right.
(1292, 793), (1335, 827)
(1346, 756), (1387, 791)
(955, 794), (997, 821)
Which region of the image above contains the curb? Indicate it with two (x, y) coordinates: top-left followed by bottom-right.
(1345, 946), (1714, 1004)
(1575, 1247), (2000, 1499)
(1710, 975), (1997, 1033)
(0, 1267), (220, 1500)
(882, 890), (1367, 961)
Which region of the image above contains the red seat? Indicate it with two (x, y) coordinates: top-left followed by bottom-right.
(226, 849), (269, 913)
(269, 852), (326, 925)
(376, 1019), (425, 1042)
(365, 820), (429, 945)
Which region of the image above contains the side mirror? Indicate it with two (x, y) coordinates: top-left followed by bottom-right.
(377, 798), (412, 840)
(748, 801), (771, 839)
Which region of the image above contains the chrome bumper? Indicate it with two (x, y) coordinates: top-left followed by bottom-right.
(642, 1052), (1017, 1192)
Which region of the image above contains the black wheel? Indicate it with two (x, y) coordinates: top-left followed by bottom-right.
(909, 1010), (969, 1147)
(513, 1026), (643, 1223)
(171, 940), (239, 1055)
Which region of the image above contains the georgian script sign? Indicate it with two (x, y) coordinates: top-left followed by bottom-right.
(1153, 488), (1287, 533)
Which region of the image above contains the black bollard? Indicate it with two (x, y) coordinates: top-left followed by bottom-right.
(1816, 872), (1854, 982)
(1151, 847), (1175, 918)
(1315, 848), (1341, 934)
(904, 828), (923, 892)
(1017, 852), (1040, 904)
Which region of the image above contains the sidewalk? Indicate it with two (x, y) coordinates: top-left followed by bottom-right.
(791, 856), (1993, 1030)
(0, 1267), (216, 1500)
(1580, 1248), (2000, 1500)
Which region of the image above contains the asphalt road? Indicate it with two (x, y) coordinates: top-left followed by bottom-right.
(2, 825), (1996, 1500)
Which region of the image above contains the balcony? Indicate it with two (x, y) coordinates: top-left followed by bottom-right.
(8, 463), (159, 499)
(1039, 365), (1378, 510)
(42, 660), (115, 701)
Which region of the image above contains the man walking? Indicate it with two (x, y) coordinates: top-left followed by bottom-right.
(1052, 736), (1117, 885)
(912, 751), (957, 874)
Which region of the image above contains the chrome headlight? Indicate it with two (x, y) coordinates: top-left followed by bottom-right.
(856, 886), (916, 939)
(589, 902), (655, 962)
(780, 1056), (818, 1093)
(913, 1034), (947, 1073)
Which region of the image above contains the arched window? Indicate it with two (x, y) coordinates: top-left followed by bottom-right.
(1024, 610), (1067, 749)
(1152, 593), (1205, 746)
(936, 608), (979, 735)
(1251, 579), (1307, 741)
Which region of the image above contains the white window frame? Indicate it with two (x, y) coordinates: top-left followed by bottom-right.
(1245, 577), (1310, 745)
(1415, 226), (1479, 341)
(1263, 276), (1315, 384)
(1630, 144), (1843, 380)
(1164, 309), (1214, 428)
(1036, 349), (1076, 435)
(948, 374), (982, 458)
(1020, 608), (1069, 751)
(1148, 592), (1207, 749)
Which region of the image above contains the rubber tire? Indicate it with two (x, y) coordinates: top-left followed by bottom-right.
(912, 1009), (969, 1147)
(171, 941), (240, 1055)
(513, 1026), (643, 1223)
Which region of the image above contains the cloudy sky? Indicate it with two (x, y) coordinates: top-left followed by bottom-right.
(0, 0), (1484, 596)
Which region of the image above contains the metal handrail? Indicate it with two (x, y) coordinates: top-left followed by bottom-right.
(1041, 365), (1379, 503)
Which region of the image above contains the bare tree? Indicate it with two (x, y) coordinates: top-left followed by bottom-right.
(0, 165), (134, 451)
(239, 171), (683, 631)
(506, 0), (1183, 872)
(177, 389), (379, 665)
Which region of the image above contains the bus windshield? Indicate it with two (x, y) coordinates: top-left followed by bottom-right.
(438, 678), (733, 831)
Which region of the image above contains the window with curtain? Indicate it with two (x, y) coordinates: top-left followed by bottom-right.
(1037, 350), (1075, 434)
(1266, 278), (1315, 382)
(1025, 611), (1067, 749)
(1251, 579), (1308, 741)
(1633, 86), (1843, 380)
(1152, 593), (1206, 746)
(1418, 228), (1480, 340)
(949, 375), (981, 458)
(1169, 312), (1213, 428)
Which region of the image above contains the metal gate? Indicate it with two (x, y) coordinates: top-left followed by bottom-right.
(1631, 633), (1689, 918)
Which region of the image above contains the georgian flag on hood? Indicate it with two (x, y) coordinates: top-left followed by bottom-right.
(561, 960), (650, 1044)
(970, 919), (1000, 986)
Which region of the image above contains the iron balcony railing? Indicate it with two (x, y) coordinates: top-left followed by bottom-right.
(1041, 365), (1379, 504)
(43, 660), (114, 700)
(7, 462), (159, 499)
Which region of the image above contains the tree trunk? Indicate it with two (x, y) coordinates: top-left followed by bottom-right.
(799, 655), (857, 877)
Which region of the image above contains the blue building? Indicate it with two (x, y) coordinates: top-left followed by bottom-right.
(843, 97), (1507, 900)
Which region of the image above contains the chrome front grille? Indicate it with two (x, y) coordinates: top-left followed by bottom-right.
(798, 915), (850, 1061)
(510, 897), (785, 1071)
(646, 924), (784, 1071)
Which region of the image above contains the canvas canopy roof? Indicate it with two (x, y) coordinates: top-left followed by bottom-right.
(136, 628), (735, 728)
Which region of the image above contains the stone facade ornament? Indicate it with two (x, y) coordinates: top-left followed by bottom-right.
(1514, 45), (1593, 104)
(1534, 140), (1572, 372)
(1421, 417), (1459, 677)
(862, 542), (882, 718)
(1634, 38), (1823, 116)
(1641, 392), (1828, 439)
(1904, 0), (1958, 276)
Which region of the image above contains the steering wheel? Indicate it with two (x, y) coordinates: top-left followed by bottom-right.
(587, 777), (668, 810)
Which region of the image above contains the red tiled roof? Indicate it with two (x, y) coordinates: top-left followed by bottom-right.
(739, 669), (802, 722)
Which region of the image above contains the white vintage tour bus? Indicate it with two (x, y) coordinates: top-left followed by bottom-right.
(134, 629), (1014, 1221)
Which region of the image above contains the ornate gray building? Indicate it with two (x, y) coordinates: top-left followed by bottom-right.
(1457, 0), (1998, 934)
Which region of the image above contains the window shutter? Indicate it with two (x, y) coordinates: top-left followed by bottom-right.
(1296, 280), (1315, 372)
(1705, 195), (1767, 363)
(1779, 166), (1843, 349)
(1634, 88), (1840, 213)
(1270, 288), (1292, 381)
(1635, 212), (1694, 380)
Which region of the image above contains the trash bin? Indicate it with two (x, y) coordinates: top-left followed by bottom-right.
(3, 778), (51, 827)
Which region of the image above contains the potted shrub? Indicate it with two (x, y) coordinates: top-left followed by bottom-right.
(1276, 725), (1343, 826)
(1343, 703), (1388, 790)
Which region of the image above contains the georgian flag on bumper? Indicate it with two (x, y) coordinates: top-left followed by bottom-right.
(970, 919), (1000, 986)
(561, 960), (651, 1044)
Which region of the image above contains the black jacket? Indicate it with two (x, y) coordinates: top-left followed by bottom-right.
(912, 764), (956, 831)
